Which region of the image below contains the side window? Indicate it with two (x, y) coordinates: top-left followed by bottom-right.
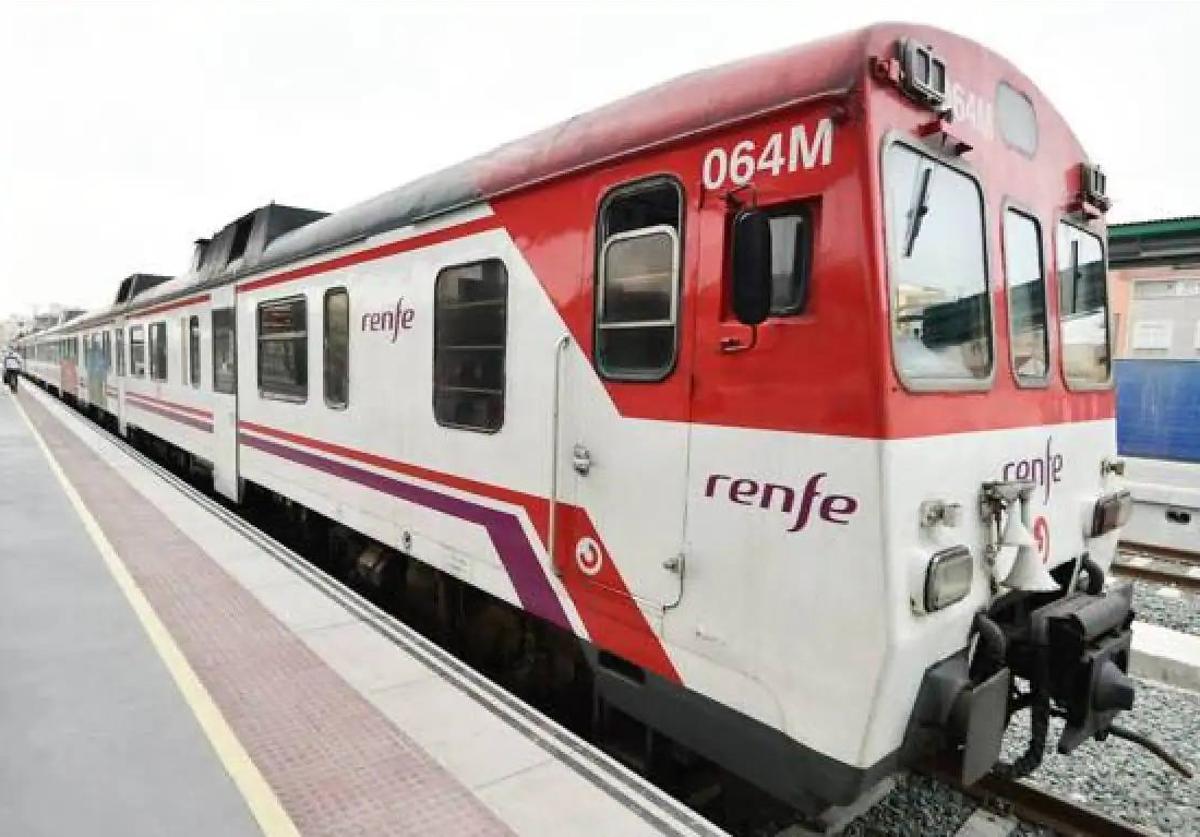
(764, 204), (814, 316)
(149, 322), (168, 381)
(323, 288), (349, 409)
(1057, 222), (1111, 386)
(188, 316), (201, 387)
(130, 326), (146, 377)
(115, 328), (125, 376)
(596, 179), (682, 380)
(433, 260), (507, 431)
(212, 308), (237, 394)
(1003, 209), (1049, 384)
(257, 296), (307, 400)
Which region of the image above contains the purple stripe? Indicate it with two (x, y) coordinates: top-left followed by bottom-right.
(128, 398), (213, 432)
(240, 432), (571, 631)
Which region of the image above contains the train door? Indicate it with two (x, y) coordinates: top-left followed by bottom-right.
(210, 285), (240, 501)
(558, 175), (694, 614)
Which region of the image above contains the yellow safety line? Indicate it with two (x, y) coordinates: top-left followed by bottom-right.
(13, 394), (300, 837)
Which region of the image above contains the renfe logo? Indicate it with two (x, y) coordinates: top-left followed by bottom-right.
(1002, 437), (1063, 503)
(705, 473), (859, 533)
(361, 298), (416, 342)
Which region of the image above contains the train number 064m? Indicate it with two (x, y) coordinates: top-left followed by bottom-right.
(700, 117), (833, 191)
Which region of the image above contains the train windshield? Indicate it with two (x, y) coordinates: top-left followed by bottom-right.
(884, 143), (991, 385)
(1057, 222), (1111, 385)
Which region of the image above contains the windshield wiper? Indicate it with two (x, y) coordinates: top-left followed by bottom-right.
(902, 165), (933, 258)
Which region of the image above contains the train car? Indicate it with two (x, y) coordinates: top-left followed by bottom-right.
(18, 23), (1142, 817)
(1115, 358), (1200, 553)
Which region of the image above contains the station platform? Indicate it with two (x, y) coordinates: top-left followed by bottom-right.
(1, 383), (723, 837)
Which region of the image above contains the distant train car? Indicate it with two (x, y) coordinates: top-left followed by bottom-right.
(18, 23), (1140, 816)
(1116, 358), (1200, 554)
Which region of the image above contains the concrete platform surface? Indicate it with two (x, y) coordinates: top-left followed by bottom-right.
(6, 382), (724, 837)
(0, 390), (260, 837)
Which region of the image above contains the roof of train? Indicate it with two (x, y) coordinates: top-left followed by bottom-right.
(24, 21), (1076, 339)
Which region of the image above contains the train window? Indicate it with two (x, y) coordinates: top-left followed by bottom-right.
(149, 322), (168, 381)
(323, 288), (349, 409)
(1003, 209), (1049, 384)
(883, 143), (991, 387)
(102, 331), (111, 370)
(129, 326), (146, 377)
(433, 259), (507, 432)
(188, 316), (201, 387)
(257, 296), (308, 401)
(213, 308), (237, 394)
(764, 204), (814, 315)
(596, 178), (682, 380)
(1057, 222), (1111, 386)
(115, 328), (125, 377)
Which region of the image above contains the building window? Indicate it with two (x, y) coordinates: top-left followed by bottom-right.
(1057, 222), (1111, 386)
(188, 316), (201, 387)
(257, 296), (307, 400)
(323, 288), (349, 409)
(213, 308), (237, 394)
(434, 260), (507, 431)
(129, 326), (146, 377)
(595, 178), (683, 380)
(1003, 209), (1049, 384)
(149, 322), (168, 381)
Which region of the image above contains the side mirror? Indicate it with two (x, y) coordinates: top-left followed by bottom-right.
(732, 210), (772, 326)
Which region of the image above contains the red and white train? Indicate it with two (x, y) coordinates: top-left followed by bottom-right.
(18, 23), (1138, 816)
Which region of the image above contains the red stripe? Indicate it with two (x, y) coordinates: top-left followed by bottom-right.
(239, 419), (547, 540)
(127, 398), (213, 432)
(126, 391), (213, 419)
(238, 420), (681, 682)
(133, 292), (212, 318)
(237, 216), (501, 294)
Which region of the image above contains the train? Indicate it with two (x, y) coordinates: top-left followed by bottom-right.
(15, 23), (1139, 820)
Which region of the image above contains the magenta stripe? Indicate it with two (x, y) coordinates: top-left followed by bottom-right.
(240, 432), (571, 631)
(128, 398), (213, 432)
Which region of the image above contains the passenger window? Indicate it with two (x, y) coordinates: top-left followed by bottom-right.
(129, 326), (146, 377)
(257, 297), (307, 400)
(433, 259), (507, 431)
(883, 143), (991, 386)
(596, 179), (682, 380)
(1003, 209), (1049, 384)
(188, 316), (201, 387)
(115, 329), (125, 376)
(323, 288), (349, 409)
(149, 322), (168, 381)
(1057, 222), (1111, 386)
(212, 308), (237, 394)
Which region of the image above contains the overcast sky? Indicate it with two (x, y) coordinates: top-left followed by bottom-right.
(0, 0), (1194, 316)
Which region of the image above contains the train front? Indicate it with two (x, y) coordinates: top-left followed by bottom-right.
(862, 27), (1136, 786)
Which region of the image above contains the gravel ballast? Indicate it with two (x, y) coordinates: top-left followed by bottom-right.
(1001, 677), (1199, 836)
(1131, 580), (1200, 636)
(844, 677), (1197, 836)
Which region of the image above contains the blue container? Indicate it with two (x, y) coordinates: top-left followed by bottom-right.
(1115, 359), (1200, 463)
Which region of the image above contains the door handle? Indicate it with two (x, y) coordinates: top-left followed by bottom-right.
(572, 444), (592, 476)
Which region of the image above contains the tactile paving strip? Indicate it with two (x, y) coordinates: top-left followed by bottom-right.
(21, 391), (512, 836)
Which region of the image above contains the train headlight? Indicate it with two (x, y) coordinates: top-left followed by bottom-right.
(1089, 489), (1132, 538)
(924, 545), (973, 612)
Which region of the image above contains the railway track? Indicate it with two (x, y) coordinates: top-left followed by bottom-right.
(969, 775), (1156, 837)
(1113, 542), (1200, 592)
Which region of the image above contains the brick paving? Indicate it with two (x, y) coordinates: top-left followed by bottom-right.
(21, 391), (512, 836)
